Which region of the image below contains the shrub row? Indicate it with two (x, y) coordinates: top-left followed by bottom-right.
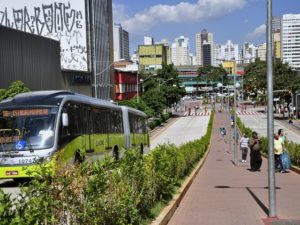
(148, 112), (172, 130)
(236, 116), (300, 167)
(0, 113), (214, 225)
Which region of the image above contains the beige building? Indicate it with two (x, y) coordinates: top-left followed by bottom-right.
(256, 43), (267, 61)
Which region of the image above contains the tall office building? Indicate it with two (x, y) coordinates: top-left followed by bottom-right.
(195, 29), (213, 65)
(281, 14), (300, 71)
(0, 0), (114, 100)
(144, 36), (154, 45)
(272, 16), (282, 32)
(203, 41), (212, 65)
(113, 23), (129, 61)
(171, 36), (190, 66)
(218, 40), (239, 61)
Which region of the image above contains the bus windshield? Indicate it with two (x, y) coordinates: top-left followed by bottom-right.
(0, 108), (56, 151)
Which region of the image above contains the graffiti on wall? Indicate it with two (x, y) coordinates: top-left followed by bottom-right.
(0, 0), (88, 72)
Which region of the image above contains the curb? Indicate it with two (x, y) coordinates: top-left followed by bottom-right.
(150, 117), (179, 140)
(150, 114), (214, 225)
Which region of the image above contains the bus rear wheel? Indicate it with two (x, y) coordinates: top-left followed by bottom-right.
(140, 143), (144, 155)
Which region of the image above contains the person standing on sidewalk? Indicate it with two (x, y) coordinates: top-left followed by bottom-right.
(240, 133), (249, 163)
(248, 131), (262, 171)
(274, 133), (284, 172)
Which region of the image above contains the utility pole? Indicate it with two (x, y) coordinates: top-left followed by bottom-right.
(234, 75), (237, 165)
(267, 0), (277, 217)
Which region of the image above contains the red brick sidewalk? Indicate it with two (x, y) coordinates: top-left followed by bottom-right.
(167, 111), (300, 225)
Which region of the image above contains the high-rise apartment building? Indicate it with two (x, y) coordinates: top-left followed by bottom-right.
(195, 29), (213, 65)
(256, 43), (267, 61)
(281, 14), (300, 71)
(171, 36), (190, 66)
(113, 23), (130, 61)
(218, 40), (239, 61)
(243, 42), (257, 63)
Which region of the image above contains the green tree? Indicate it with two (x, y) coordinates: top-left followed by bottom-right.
(244, 59), (300, 102)
(156, 63), (185, 107)
(1, 81), (30, 100)
(119, 97), (155, 117)
(244, 58), (267, 98)
(141, 89), (166, 116)
(0, 89), (5, 101)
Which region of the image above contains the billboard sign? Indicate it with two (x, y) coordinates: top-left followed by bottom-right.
(0, 0), (88, 72)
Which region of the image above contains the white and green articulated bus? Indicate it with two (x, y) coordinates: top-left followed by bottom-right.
(0, 91), (149, 179)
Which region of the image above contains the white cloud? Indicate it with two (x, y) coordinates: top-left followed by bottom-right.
(114, 0), (247, 35)
(246, 24), (266, 40)
(112, 3), (129, 23)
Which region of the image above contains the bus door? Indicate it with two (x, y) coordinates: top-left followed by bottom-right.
(82, 106), (94, 155)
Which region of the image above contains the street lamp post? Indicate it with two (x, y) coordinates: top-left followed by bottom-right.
(217, 83), (223, 108)
(233, 77), (240, 165)
(267, 0), (276, 217)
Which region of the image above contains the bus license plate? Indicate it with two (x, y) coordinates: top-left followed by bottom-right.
(6, 171), (18, 176)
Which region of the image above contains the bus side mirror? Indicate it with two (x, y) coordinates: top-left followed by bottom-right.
(62, 113), (69, 127)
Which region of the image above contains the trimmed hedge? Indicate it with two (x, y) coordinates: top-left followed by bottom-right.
(237, 116), (300, 167)
(0, 113), (214, 225)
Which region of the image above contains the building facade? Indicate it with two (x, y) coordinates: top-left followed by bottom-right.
(281, 14), (300, 71)
(272, 16), (282, 32)
(0, 0), (114, 99)
(171, 36), (190, 66)
(144, 36), (154, 45)
(114, 69), (137, 101)
(256, 43), (267, 61)
(218, 40), (239, 61)
(242, 42), (257, 63)
(273, 31), (281, 60)
(138, 44), (169, 71)
(113, 23), (129, 61)
(195, 29), (213, 65)
(0, 26), (63, 90)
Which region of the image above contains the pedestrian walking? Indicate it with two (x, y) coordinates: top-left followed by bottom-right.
(248, 131), (262, 171)
(274, 133), (284, 172)
(240, 133), (249, 163)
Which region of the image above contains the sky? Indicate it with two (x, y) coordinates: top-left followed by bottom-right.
(112, 0), (300, 54)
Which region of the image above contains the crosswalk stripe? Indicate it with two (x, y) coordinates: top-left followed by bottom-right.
(237, 111), (264, 115)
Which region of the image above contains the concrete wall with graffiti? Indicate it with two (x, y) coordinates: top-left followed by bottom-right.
(0, 0), (88, 72)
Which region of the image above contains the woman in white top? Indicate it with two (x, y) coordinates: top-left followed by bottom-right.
(240, 133), (249, 163)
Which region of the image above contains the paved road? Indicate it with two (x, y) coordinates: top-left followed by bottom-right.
(168, 110), (300, 225)
(238, 108), (300, 144)
(151, 114), (210, 149)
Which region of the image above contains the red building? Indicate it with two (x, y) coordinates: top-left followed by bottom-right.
(114, 69), (138, 101)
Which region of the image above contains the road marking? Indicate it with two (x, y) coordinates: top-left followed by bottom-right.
(237, 111), (265, 115)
